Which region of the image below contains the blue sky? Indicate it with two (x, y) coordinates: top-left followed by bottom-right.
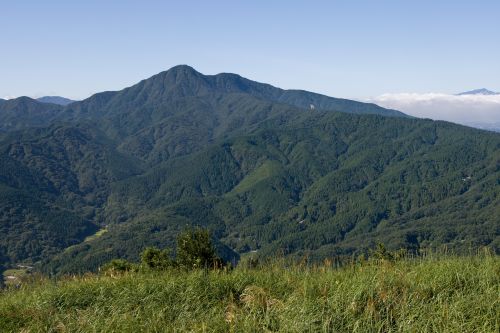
(1, 0), (499, 100)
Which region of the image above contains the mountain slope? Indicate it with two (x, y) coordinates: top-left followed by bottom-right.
(45, 112), (500, 273)
(0, 124), (142, 264)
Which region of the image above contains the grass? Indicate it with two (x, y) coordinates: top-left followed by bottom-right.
(2, 268), (31, 288)
(0, 255), (499, 332)
(62, 228), (109, 254)
(230, 160), (282, 194)
(83, 228), (108, 243)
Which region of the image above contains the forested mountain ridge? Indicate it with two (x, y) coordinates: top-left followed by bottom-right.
(45, 114), (500, 273)
(0, 65), (498, 274)
(0, 97), (63, 132)
(0, 66), (404, 134)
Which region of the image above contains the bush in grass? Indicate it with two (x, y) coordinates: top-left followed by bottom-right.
(369, 242), (409, 262)
(140, 247), (174, 270)
(101, 259), (135, 274)
(103, 228), (223, 272)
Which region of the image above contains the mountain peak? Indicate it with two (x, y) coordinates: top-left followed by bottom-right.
(142, 64), (208, 94)
(133, 65), (267, 100)
(158, 64), (203, 80)
(457, 88), (498, 96)
(166, 64), (199, 73)
(5, 96), (39, 105)
(37, 96), (76, 106)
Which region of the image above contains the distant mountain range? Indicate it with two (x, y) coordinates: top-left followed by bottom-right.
(467, 122), (500, 133)
(457, 88), (499, 96)
(456, 89), (500, 131)
(36, 96), (76, 106)
(0, 65), (499, 275)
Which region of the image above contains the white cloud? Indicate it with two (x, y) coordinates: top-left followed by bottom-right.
(1, 95), (17, 100)
(369, 93), (500, 128)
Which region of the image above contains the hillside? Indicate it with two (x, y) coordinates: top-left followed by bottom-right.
(1, 255), (499, 332)
(0, 65), (499, 274)
(0, 124), (143, 264)
(45, 112), (500, 273)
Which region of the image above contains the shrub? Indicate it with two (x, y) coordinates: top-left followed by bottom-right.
(101, 259), (135, 274)
(369, 242), (409, 262)
(140, 247), (174, 270)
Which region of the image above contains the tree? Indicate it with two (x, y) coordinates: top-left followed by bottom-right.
(176, 228), (223, 269)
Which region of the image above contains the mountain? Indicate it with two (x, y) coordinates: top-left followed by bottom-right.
(1, 66), (407, 161)
(36, 96), (76, 106)
(58, 65), (405, 130)
(0, 97), (63, 132)
(457, 88), (499, 96)
(0, 65), (499, 275)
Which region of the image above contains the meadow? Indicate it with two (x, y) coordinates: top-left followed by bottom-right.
(1, 253), (499, 332)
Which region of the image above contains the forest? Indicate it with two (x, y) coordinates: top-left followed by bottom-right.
(0, 66), (499, 277)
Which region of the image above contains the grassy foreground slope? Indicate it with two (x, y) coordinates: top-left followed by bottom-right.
(1, 255), (499, 332)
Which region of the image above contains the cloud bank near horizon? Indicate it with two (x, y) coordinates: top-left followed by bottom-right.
(370, 93), (500, 126)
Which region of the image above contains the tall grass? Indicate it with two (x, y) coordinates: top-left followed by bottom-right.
(1, 254), (499, 332)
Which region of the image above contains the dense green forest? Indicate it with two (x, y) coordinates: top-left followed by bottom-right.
(0, 65), (499, 275)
